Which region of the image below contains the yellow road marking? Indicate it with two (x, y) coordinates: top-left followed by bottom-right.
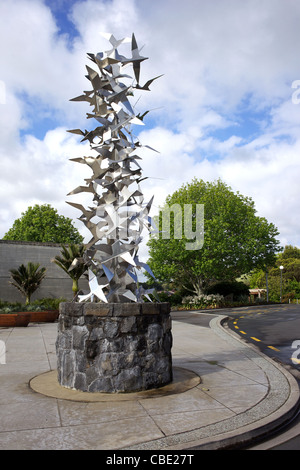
(240, 331), (246, 335)
(251, 337), (261, 342)
(268, 345), (280, 352)
(291, 358), (300, 365)
(234, 326), (239, 329)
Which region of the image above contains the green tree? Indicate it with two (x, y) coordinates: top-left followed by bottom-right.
(9, 262), (46, 304)
(147, 179), (281, 295)
(52, 244), (87, 297)
(280, 245), (300, 260)
(250, 245), (300, 301)
(3, 204), (83, 244)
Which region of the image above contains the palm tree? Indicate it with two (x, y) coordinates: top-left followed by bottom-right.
(52, 244), (87, 297)
(9, 262), (46, 304)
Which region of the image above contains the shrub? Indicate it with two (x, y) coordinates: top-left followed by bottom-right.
(26, 297), (66, 310)
(282, 292), (295, 303)
(0, 297), (66, 314)
(206, 280), (249, 300)
(158, 291), (185, 306)
(182, 293), (225, 309)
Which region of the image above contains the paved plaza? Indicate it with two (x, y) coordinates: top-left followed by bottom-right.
(0, 312), (298, 450)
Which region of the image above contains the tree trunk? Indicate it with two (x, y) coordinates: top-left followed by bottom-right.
(266, 270), (269, 303)
(72, 279), (79, 296)
(191, 277), (205, 296)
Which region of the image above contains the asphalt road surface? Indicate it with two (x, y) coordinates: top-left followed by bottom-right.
(226, 304), (300, 377)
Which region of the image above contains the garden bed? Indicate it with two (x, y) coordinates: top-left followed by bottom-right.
(0, 298), (63, 326)
(0, 310), (59, 327)
(17, 310), (59, 322)
(171, 300), (279, 311)
(0, 313), (31, 327)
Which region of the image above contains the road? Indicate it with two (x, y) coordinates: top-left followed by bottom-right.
(227, 304), (300, 373)
(226, 304), (300, 450)
(172, 305), (300, 450)
(172, 304), (300, 375)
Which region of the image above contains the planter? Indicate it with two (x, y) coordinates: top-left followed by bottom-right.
(0, 313), (31, 327)
(18, 310), (59, 323)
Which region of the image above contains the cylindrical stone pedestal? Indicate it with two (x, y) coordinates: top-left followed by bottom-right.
(56, 302), (172, 393)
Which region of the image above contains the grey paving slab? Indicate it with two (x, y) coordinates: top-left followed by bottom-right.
(149, 408), (236, 436)
(0, 417), (165, 450)
(0, 399), (60, 432)
(57, 399), (149, 427)
(0, 312), (298, 450)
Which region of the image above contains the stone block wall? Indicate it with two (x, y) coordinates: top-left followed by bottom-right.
(56, 302), (173, 393)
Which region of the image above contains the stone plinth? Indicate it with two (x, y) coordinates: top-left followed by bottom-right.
(56, 302), (172, 393)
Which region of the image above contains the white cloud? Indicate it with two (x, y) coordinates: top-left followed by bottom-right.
(1, 0), (300, 257)
(137, 121), (300, 252)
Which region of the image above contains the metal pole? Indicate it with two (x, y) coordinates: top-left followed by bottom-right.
(280, 266), (283, 302)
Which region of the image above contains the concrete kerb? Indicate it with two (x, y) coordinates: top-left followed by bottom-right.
(125, 314), (300, 451)
(196, 315), (300, 450)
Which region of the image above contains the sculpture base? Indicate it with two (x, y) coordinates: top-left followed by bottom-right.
(56, 302), (172, 393)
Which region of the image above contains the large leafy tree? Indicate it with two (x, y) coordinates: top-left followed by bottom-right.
(147, 179), (281, 295)
(3, 204), (83, 244)
(280, 245), (300, 260)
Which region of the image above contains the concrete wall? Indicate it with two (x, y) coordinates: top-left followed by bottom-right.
(0, 241), (88, 303)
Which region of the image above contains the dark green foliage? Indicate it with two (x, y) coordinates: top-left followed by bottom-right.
(250, 245), (300, 302)
(0, 297), (66, 313)
(9, 262), (46, 304)
(207, 280), (249, 300)
(3, 204), (83, 244)
(52, 244), (87, 296)
(157, 291), (185, 306)
(147, 178), (281, 295)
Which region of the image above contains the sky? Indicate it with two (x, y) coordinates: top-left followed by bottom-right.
(1, 0), (300, 262)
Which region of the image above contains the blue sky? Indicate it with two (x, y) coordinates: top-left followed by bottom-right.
(45, 0), (80, 41)
(1, 0), (300, 257)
